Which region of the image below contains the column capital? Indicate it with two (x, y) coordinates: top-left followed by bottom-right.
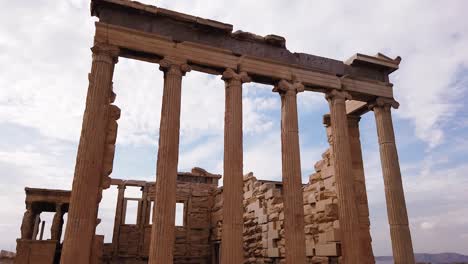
(369, 97), (400, 110)
(273, 79), (304, 95)
(55, 203), (63, 212)
(91, 43), (120, 64)
(222, 68), (251, 83)
(117, 184), (126, 190)
(347, 115), (362, 128)
(159, 58), (191, 76)
(325, 89), (352, 103)
(323, 113), (360, 128)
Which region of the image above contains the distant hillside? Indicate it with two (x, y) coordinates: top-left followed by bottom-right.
(376, 253), (468, 264)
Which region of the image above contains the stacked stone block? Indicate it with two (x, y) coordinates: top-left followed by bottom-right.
(305, 148), (341, 263)
(211, 150), (351, 264)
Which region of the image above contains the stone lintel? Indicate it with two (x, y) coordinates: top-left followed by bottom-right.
(110, 168), (222, 187)
(94, 22), (394, 100)
(24, 188), (71, 212)
(90, 0), (395, 84)
(25, 187), (71, 196)
(345, 53), (400, 74)
(91, 0), (233, 33)
(110, 179), (148, 187)
(346, 100), (370, 116)
(323, 100), (373, 121)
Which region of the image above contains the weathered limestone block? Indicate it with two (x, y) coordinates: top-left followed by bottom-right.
(266, 248), (279, 257)
(311, 256), (331, 264)
(190, 213), (210, 229)
(316, 243), (340, 257)
(305, 238), (316, 256)
(318, 229), (341, 243)
(316, 198), (333, 212)
(191, 196), (211, 212)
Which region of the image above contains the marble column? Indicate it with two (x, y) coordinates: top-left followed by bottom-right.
(325, 89), (362, 263)
(61, 43), (119, 264)
(149, 58), (190, 264)
(370, 97), (415, 264)
(39, 221), (45, 240)
(51, 204), (64, 241)
(112, 184), (126, 256)
(220, 68), (250, 264)
(273, 79), (306, 264)
(20, 203), (35, 239)
(347, 115), (375, 263)
(32, 215), (41, 240)
(139, 185), (149, 254)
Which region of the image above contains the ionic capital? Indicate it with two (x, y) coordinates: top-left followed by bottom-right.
(222, 68), (251, 84)
(91, 43), (120, 64)
(347, 115), (361, 128)
(55, 203), (63, 213)
(273, 79), (304, 95)
(159, 58), (191, 76)
(368, 97), (400, 111)
(325, 89), (352, 103)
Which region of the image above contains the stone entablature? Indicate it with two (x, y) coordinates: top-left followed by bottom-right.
(90, 0), (399, 101)
(90, 0), (397, 84)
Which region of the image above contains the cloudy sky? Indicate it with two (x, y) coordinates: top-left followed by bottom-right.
(1, 0), (468, 257)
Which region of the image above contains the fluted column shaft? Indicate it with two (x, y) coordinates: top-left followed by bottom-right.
(139, 185), (149, 254)
(371, 97), (414, 264)
(32, 215), (41, 240)
(221, 69), (250, 264)
(347, 116), (375, 263)
(51, 204), (64, 241)
(326, 89), (362, 264)
(149, 58), (190, 264)
(274, 80), (306, 264)
(61, 43), (119, 264)
(112, 185), (126, 256)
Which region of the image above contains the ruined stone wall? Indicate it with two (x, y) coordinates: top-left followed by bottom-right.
(210, 148), (343, 264)
(147, 180), (215, 263)
(306, 149), (341, 263)
(108, 169), (220, 264)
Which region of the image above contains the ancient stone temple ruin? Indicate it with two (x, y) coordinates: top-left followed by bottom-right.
(14, 0), (415, 263)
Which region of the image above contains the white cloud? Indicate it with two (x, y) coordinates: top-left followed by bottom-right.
(420, 221), (435, 230)
(244, 131), (282, 181)
(178, 134), (223, 173)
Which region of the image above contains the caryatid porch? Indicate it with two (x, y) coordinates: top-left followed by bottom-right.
(16, 188), (70, 264)
(60, 0), (415, 263)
